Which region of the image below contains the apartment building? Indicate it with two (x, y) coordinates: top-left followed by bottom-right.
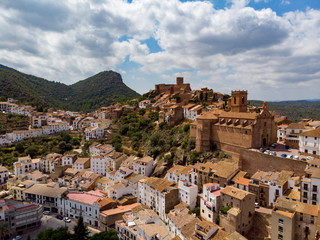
(0, 200), (42, 236)
(85, 126), (104, 141)
(272, 198), (319, 240)
(91, 155), (108, 175)
(138, 177), (179, 220)
(220, 186), (255, 236)
(285, 122), (312, 149)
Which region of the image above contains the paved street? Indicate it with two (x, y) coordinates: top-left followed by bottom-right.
(18, 214), (100, 240)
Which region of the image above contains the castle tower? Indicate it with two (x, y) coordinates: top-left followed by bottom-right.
(230, 90), (248, 112)
(176, 77), (184, 85)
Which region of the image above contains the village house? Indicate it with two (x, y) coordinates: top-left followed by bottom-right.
(23, 183), (68, 213)
(0, 165), (9, 189)
(72, 157), (90, 170)
(299, 128), (320, 156)
(219, 186), (255, 236)
(234, 177), (250, 192)
(139, 99), (152, 109)
(178, 180), (198, 210)
(301, 158), (320, 205)
(116, 205), (166, 240)
(285, 122), (313, 149)
(189, 221), (230, 240)
(200, 183), (222, 223)
(14, 156), (40, 177)
(58, 190), (116, 227)
(133, 156), (154, 177)
(186, 105), (203, 121)
(91, 155), (109, 176)
(71, 170), (102, 191)
(62, 154), (78, 166)
(89, 143), (113, 156)
(271, 198), (319, 240)
(106, 181), (132, 200)
(84, 126), (104, 141)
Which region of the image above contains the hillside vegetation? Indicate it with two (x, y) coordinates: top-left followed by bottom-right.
(249, 100), (320, 122)
(0, 64), (140, 112)
(0, 113), (29, 134)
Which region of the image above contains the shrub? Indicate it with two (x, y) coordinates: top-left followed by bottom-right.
(183, 124), (190, 132)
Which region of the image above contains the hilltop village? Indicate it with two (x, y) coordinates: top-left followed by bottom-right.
(1, 77), (320, 240)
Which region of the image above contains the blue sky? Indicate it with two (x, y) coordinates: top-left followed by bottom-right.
(0, 0), (320, 101)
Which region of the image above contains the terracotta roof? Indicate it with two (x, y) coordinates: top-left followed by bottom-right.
(231, 171), (248, 183)
(167, 165), (186, 174)
(140, 177), (176, 193)
(283, 189), (301, 201)
(300, 128), (320, 137)
(24, 184), (67, 198)
(197, 112), (218, 120)
(287, 122), (310, 130)
(97, 197), (116, 207)
(275, 198), (319, 216)
(100, 203), (140, 216)
(137, 224), (169, 239)
(218, 111), (258, 120)
(221, 186), (254, 200)
(235, 177), (250, 186)
(74, 158), (90, 165)
(137, 156), (153, 163)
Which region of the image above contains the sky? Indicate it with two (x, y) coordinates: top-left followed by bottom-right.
(1, 0), (320, 101)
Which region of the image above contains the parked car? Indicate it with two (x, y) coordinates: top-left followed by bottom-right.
(301, 158), (307, 161)
(64, 217), (71, 223)
(56, 214), (63, 220)
(270, 151), (276, 156)
(271, 143), (277, 148)
(306, 156), (314, 160)
(255, 202), (260, 208)
(259, 148), (264, 152)
(286, 155), (293, 159)
(13, 236), (22, 240)
(43, 210), (50, 215)
(280, 154), (287, 158)
(264, 150), (270, 155)
(293, 155), (299, 160)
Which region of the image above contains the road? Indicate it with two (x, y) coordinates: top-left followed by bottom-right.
(18, 214), (100, 240)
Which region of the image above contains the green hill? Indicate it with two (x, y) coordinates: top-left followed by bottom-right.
(0, 64), (140, 112)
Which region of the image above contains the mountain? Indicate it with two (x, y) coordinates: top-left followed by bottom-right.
(248, 100), (320, 122)
(0, 64), (140, 112)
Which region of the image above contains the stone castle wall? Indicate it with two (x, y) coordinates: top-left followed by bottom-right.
(239, 149), (307, 177)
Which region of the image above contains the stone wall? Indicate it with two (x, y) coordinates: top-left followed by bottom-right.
(239, 149), (307, 177)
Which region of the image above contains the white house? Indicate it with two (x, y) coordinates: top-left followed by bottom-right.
(285, 122), (312, 148)
(299, 128), (320, 155)
(107, 182), (132, 200)
(301, 159), (320, 205)
(200, 183), (222, 222)
(138, 100), (151, 109)
(182, 104), (196, 120)
(133, 156), (154, 177)
(84, 127), (104, 141)
(178, 180), (198, 210)
(58, 190), (115, 227)
(14, 156), (40, 177)
(91, 155), (108, 176)
(72, 157), (90, 170)
(187, 105), (203, 121)
(0, 165), (9, 187)
(62, 154), (77, 166)
(277, 124), (288, 142)
(89, 143), (113, 156)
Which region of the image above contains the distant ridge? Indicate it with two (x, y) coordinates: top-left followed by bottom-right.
(0, 64), (140, 112)
(248, 100), (320, 122)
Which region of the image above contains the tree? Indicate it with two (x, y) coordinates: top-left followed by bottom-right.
(15, 142), (25, 153)
(36, 227), (71, 240)
(138, 108), (146, 116)
(0, 222), (10, 239)
(90, 230), (118, 240)
(73, 215), (90, 240)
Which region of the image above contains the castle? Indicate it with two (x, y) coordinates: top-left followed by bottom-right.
(155, 77), (191, 94)
(190, 90), (277, 156)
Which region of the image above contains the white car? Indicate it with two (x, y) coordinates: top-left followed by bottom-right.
(64, 217), (71, 223)
(43, 210), (50, 215)
(293, 155), (299, 160)
(286, 155), (293, 159)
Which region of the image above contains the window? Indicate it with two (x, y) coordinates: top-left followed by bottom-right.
(278, 234), (283, 239)
(279, 219), (284, 224)
(313, 185), (317, 192)
(303, 192), (308, 198)
(278, 226), (283, 232)
(304, 184), (308, 191)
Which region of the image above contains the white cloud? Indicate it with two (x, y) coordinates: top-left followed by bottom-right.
(0, 0), (319, 100)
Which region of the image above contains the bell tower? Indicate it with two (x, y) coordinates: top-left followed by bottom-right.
(230, 90), (248, 112)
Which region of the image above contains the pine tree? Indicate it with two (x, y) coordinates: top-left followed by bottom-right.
(73, 215), (90, 240)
